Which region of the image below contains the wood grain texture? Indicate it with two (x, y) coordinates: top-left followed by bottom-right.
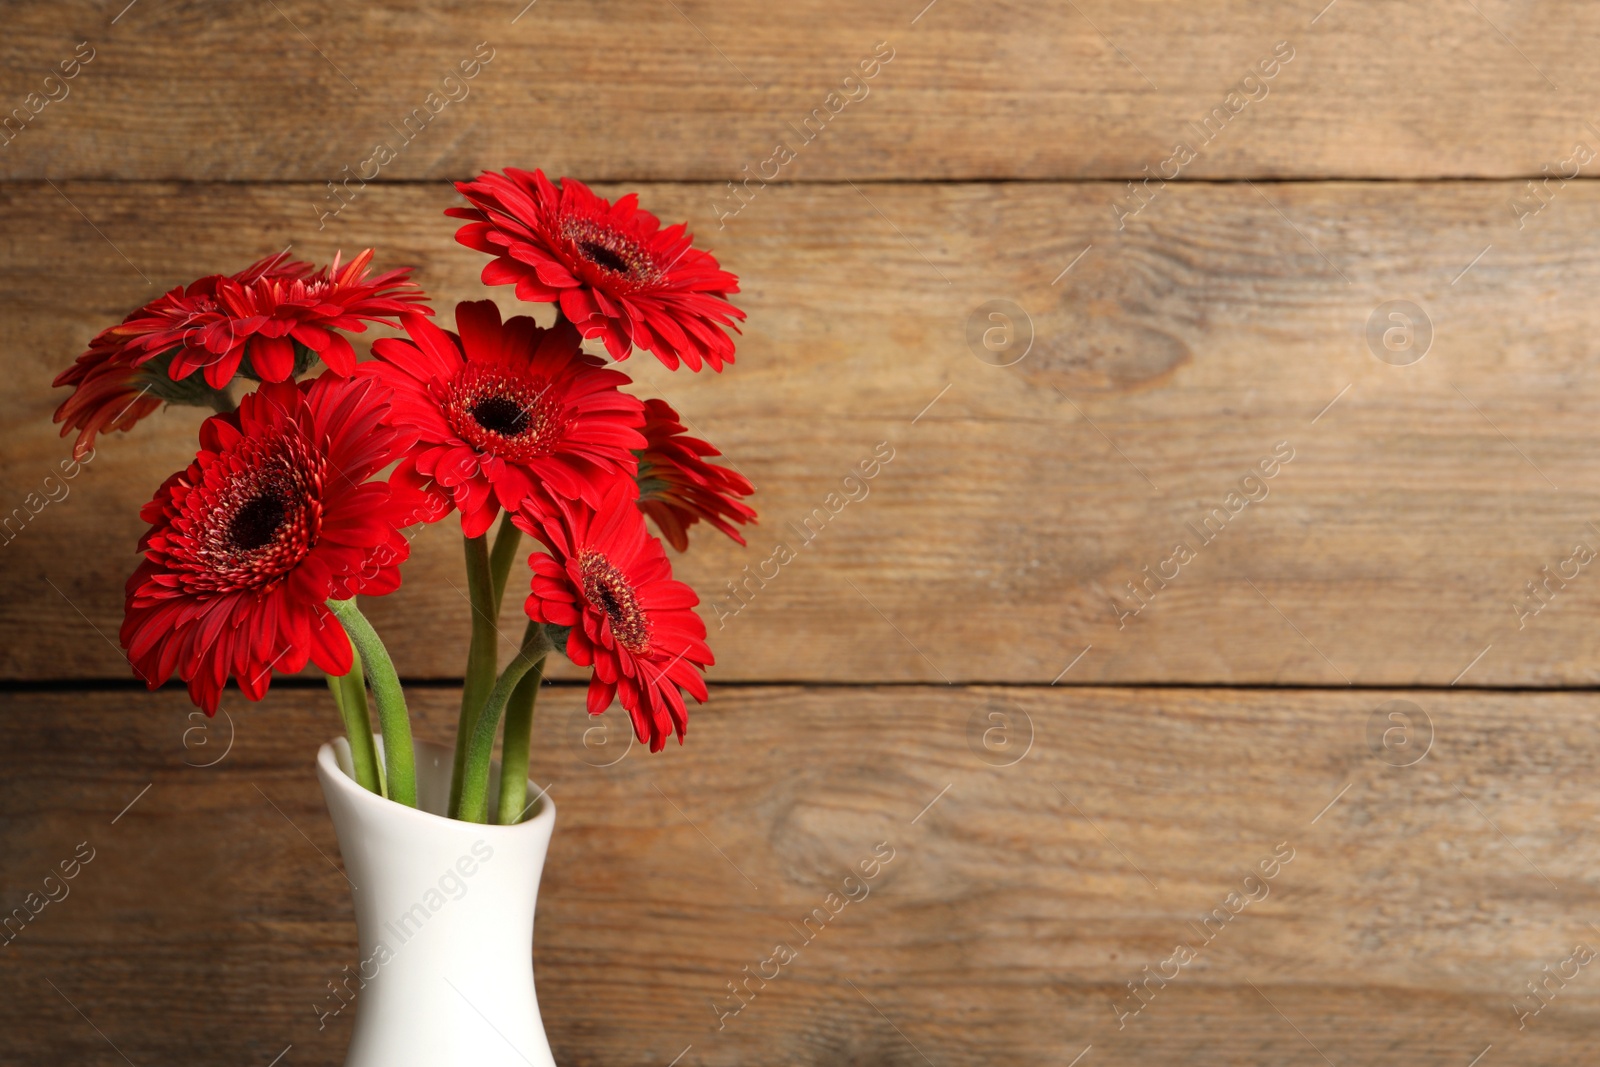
(5, 180), (1600, 686)
(6, 5), (1597, 1065)
(0, 684), (1594, 1066)
(1, 1), (1599, 182)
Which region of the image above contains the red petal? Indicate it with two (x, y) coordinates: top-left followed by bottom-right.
(249, 334), (296, 382)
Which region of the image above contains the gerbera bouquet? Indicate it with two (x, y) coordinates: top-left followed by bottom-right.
(56, 170), (755, 824)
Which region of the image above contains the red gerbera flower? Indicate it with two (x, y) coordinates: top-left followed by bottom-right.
(448, 168), (744, 372)
(635, 398), (756, 551)
(120, 373), (421, 714)
(113, 249), (429, 389)
(50, 253), (310, 457)
(361, 300), (646, 538)
(517, 481), (712, 751)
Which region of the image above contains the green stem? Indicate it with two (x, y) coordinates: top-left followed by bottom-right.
(495, 621), (546, 825)
(488, 510), (523, 613)
(343, 661), (386, 797)
(208, 383), (236, 413)
(327, 598), (416, 807)
(324, 667), (347, 724)
(324, 663), (382, 795)
(448, 534), (500, 817)
(458, 624), (554, 824)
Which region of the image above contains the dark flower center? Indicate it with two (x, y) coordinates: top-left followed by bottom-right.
(471, 395), (531, 437)
(560, 217), (660, 286)
(579, 241), (631, 275)
(228, 492), (289, 551)
(448, 369), (567, 463)
(182, 440), (323, 596)
(579, 550), (650, 654)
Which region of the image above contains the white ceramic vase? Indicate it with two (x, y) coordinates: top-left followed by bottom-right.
(316, 736), (557, 1067)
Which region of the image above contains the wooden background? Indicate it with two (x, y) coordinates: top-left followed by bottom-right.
(3, 1), (1599, 1063)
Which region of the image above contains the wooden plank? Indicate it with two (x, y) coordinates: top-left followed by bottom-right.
(0, 1), (1597, 181)
(5, 180), (1600, 686)
(0, 683), (1594, 1065)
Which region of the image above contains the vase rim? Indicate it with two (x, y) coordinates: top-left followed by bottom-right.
(316, 737), (556, 834)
